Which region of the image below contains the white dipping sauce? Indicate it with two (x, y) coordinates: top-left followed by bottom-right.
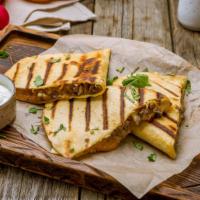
(0, 85), (12, 106)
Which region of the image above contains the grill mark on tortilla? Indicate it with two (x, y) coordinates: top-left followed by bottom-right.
(120, 87), (125, 124)
(165, 79), (181, 89)
(12, 63), (20, 83)
(57, 64), (68, 81)
(26, 63), (35, 88)
(68, 99), (74, 131)
(102, 89), (108, 130)
(92, 60), (100, 74)
(163, 113), (178, 124)
(75, 58), (97, 77)
(75, 64), (84, 77)
(138, 88), (144, 106)
(51, 102), (57, 119)
(152, 120), (175, 138)
(151, 80), (179, 97)
(44, 62), (53, 84)
(85, 98), (91, 131)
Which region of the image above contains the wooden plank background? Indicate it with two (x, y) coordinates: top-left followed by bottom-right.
(1, 0), (200, 199)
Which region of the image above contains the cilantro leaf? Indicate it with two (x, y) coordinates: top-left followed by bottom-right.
(133, 142), (143, 151)
(185, 80), (191, 95)
(69, 148), (75, 153)
(122, 74), (151, 88)
(116, 67), (125, 73)
(143, 68), (149, 72)
(124, 86), (140, 103)
(29, 107), (42, 114)
(34, 75), (44, 87)
(107, 76), (118, 85)
(31, 125), (39, 135)
(0, 50), (9, 58)
(54, 124), (66, 135)
(89, 128), (99, 135)
(148, 153), (157, 162)
(43, 116), (50, 125)
(49, 58), (61, 63)
(0, 132), (7, 139)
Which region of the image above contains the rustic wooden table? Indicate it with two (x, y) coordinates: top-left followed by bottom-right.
(1, 0), (200, 199)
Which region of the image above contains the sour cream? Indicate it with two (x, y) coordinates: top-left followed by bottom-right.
(0, 84), (12, 106)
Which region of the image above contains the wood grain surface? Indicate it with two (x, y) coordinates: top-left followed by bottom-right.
(0, 0), (200, 200)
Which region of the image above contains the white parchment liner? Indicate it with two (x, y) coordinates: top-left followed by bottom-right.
(12, 35), (200, 198)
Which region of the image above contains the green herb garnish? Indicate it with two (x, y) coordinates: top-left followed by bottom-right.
(0, 50), (9, 58)
(124, 85), (140, 103)
(116, 67), (125, 73)
(143, 68), (149, 72)
(65, 55), (71, 60)
(54, 124), (66, 135)
(0, 132), (7, 139)
(90, 128), (99, 135)
(122, 74), (151, 88)
(44, 116), (50, 125)
(49, 58), (61, 63)
(130, 86), (140, 101)
(34, 75), (44, 87)
(185, 80), (191, 95)
(31, 125), (39, 135)
(107, 76), (118, 85)
(29, 107), (42, 114)
(133, 142), (143, 151)
(70, 148), (75, 153)
(148, 153), (157, 162)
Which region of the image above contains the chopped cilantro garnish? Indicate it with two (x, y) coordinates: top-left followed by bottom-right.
(49, 58), (61, 63)
(30, 125), (39, 135)
(44, 116), (50, 125)
(124, 86), (140, 103)
(29, 107), (42, 114)
(0, 132), (7, 139)
(185, 80), (191, 95)
(0, 50), (9, 58)
(116, 67), (125, 73)
(34, 75), (44, 87)
(70, 148), (75, 153)
(107, 76), (118, 85)
(89, 128), (99, 135)
(133, 142), (143, 151)
(143, 68), (149, 72)
(65, 55), (71, 60)
(54, 124), (66, 135)
(122, 74), (151, 88)
(148, 153), (157, 162)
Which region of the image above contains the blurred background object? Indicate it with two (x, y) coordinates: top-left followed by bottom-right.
(0, 5), (9, 30)
(178, 0), (200, 31)
(4, 0), (96, 32)
(25, 0), (56, 3)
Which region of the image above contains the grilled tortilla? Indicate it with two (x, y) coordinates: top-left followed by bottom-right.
(114, 72), (187, 159)
(43, 85), (171, 159)
(5, 49), (110, 104)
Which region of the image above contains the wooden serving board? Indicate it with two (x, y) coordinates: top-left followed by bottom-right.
(0, 25), (200, 200)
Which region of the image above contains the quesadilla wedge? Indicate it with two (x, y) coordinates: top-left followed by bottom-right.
(5, 49), (110, 104)
(43, 85), (171, 159)
(114, 72), (187, 159)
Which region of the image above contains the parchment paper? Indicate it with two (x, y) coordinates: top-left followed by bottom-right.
(13, 35), (200, 199)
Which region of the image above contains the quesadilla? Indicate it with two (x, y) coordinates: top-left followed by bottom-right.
(5, 49), (110, 104)
(114, 72), (187, 159)
(43, 85), (171, 159)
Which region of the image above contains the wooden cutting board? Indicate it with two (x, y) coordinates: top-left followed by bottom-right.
(0, 24), (200, 200)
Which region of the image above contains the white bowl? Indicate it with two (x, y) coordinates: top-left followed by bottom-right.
(0, 74), (16, 129)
